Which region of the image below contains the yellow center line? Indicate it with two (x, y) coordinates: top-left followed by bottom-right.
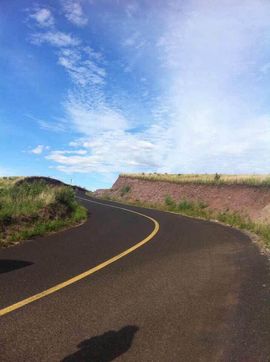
(0, 197), (159, 317)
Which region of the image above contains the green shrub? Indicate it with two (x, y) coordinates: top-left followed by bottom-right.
(178, 200), (193, 211)
(165, 196), (176, 209)
(217, 211), (247, 228)
(120, 185), (131, 196)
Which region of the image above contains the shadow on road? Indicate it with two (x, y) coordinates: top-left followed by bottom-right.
(0, 259), (33, 274)
(61, 325), (139, 362)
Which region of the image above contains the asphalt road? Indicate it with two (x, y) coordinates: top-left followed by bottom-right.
(0, 194), (270, 361)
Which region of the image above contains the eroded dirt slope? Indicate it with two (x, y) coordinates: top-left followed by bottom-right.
(95, 176), (270, 222)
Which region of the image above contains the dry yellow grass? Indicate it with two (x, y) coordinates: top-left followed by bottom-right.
(0, 177), (24, 187)
(120, 173), (270, 186)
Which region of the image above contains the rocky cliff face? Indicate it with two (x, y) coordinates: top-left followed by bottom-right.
(94, 175), (270, 223)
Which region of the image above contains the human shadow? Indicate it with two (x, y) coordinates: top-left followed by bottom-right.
(62, 325), (139, 362)
(0, 259), (33, 274)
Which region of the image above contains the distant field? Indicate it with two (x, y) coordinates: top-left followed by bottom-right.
(0, 178), (87, 247)
(0, 176), (24, 187)
(121, 173), (270, 186)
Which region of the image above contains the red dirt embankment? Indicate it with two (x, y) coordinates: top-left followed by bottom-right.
(94, 176), (270, 223)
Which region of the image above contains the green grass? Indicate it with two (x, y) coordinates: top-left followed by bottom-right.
(0, 179), (87, 247)
(165, 196), (212, 219)
(120, 173), (270, 187)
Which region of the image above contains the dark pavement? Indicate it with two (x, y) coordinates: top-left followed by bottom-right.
(0, 195), (270, 361)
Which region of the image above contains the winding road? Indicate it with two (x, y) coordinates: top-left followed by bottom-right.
(0, 194), (270, 361)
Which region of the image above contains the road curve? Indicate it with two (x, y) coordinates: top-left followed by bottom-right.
(0, 194), (270, 361)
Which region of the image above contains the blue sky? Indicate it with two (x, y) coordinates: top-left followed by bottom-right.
(2, 0), (270, 190)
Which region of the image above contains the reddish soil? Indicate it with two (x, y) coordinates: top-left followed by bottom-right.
(94, 176), (270, 222)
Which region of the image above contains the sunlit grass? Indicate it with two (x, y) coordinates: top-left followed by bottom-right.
(0, 179), (87, 247)
(0, 176), (24, 187)
(121, 173), (270, 186)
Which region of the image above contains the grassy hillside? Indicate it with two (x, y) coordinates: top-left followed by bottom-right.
(0, 178), (87, 247)
(121, 173), (270, 186)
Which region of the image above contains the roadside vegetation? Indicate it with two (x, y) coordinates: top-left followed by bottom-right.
(0, 178), (87, 247)
(121, 173), (270, 187)
(120, 185), (131, 196)
(92, 191), (270, 249)
(164, 196), (270, 248)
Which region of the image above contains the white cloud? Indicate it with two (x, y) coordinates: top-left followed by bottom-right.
(57, 47), (106, 86)
(30, 145), (49, 155)
(31, 31), (80, 47)
(30, 8), (54, 27)
(62, 0), (88, 27)
(122, 32), (146, 52)
(38, 119), (68, 133)
(50, 149), (87, 155)
(26, 114), (68, 133)
(46, 130), (158, 174)
(147, 0), (270, 173)
(64, 93), (129, 135)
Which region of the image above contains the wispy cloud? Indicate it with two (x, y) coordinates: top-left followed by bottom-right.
(56, 149), (87, 155)
(31, 30), (80, 47)
(57, 47), (106, 86)
(148, 0), (270, 173)
(30, 145), (49, 155)
(29, 7), (54, 28)
(64, 91), (128, 134)
(38, 119), (68, 133)
(28, 2), (152, 176)
(61, 0), (88, 27)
